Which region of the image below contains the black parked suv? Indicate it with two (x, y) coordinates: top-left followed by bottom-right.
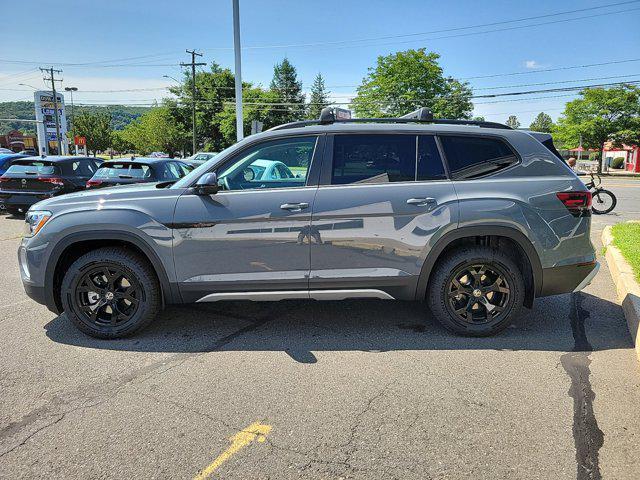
(18, 108), (597, 338)
(1, 156), (102, 215)
(86, 158), (193, 189)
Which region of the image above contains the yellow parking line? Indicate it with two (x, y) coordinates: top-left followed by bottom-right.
(193, 421), (272, 480)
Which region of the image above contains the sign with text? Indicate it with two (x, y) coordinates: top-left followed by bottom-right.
(34, 91), (68, 155)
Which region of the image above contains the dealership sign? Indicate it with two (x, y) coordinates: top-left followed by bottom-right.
(34, 91), (68, 155)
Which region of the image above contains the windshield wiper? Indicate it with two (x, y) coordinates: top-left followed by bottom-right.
(118, 174), (133, 179)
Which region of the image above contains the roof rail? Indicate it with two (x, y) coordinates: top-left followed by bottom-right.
(268, 106), (511, 131)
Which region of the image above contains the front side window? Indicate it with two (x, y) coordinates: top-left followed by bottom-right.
(439, 135), (518, 179)
(417, 136), (446, 181)
(332, 134), (416, 184)
(217, 136), (316, 191)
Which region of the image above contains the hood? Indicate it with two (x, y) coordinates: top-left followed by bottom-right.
(30, 182), (184, 213)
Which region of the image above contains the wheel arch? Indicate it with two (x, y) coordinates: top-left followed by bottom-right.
(415, 226), (542, 307)
(46, 230), (178, 314)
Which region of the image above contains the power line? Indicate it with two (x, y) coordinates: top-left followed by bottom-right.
(223, 0), (640, 51)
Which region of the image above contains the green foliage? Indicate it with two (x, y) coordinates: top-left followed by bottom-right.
(553, 85), (640, 170)
(0, 101), (148, 135)
(589, 151), (600, 162)
(215, 87), (281, 146)
(270, 57), (305, 125)
(120, 106), (188, 156)
(74, 111), (113, 155)
(612, 222), (640, 282)
(529, 112), (553, 132)
(505, 115), (520, 129)
(110, 130), (134, 153)
(611, 156), (625, 169)
(351, 49), (473, 119)
(306, 73), (330, 120)
(472, 116), (486, 122)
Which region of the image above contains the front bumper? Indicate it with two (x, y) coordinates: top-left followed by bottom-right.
(19, 240), (61, 315)
(539, 261), (599, 297)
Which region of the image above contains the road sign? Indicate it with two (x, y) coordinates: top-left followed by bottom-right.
(251, 120), (264, 135)
(74, 136), (86, 146)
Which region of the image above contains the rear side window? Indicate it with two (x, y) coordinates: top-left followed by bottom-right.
(439, 135), (518, 179)
(332, 134), (416, 184)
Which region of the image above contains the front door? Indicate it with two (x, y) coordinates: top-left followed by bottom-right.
(172, 135), (322, 302)
(310, 133), (458, 300)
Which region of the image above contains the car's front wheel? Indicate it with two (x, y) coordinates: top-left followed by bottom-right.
(427, 246), (524, 336)
(61, 247), (161, 339)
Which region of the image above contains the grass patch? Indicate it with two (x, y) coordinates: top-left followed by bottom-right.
(612, 222), (640, 282)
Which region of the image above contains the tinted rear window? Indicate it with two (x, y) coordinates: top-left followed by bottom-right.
(332, 134), (417, 184)
(440, 135), (517, 179)
(94, 163), (152, 179)
(6, 162), (59, 175)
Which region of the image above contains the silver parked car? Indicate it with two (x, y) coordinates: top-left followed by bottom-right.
(19, 107), (597, 338)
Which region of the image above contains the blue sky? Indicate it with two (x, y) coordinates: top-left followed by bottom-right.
(1, 0), (639, 125)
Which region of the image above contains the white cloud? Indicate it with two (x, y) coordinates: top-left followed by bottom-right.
(524, 60), (549, 70)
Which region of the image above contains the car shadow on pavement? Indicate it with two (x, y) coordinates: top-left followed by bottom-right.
(43, 291), (633, 362)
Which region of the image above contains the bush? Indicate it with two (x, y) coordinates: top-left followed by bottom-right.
(611, 156), (625, 169)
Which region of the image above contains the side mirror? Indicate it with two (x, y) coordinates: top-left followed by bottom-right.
(194, 172), (219, 195)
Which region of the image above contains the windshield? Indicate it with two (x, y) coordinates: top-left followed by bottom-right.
(6, 162), (59, 175)
(171, 145), (236, 188)
(94, 163), (151, 179)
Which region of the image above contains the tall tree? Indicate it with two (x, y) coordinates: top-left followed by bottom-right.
(121, 106), (188, 156)
(505, 115), (520, 129)
(73, 111), (112, 156)
(529, 112), (554, 132)
(306, 73), (330, 120)
(270, 57), (305, 125)
(351, 49), (473, 119)
(553, 85), (640, 172)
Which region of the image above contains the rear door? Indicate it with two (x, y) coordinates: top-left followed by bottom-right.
(309, 133), (458, 300)
(66, 158), (100, 190)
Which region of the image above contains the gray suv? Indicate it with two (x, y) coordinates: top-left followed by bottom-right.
(18, 108), (598, 338)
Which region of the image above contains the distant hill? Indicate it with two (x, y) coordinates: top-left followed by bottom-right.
(0, 101), (151, 135)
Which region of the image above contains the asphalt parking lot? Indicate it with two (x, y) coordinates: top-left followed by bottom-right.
(1, 177), (639, 479)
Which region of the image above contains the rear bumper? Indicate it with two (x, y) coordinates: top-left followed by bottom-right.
(0, 191), (54, 209)
(539, 261), (599, 297)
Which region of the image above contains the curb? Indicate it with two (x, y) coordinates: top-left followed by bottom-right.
(602, 225), (640, 363)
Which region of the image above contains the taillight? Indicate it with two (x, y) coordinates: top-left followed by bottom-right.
(0, 176), (9, 183)
(556, 191), (592, 216)
(38, 177), (64, 186)
(86, 179), (102, 188)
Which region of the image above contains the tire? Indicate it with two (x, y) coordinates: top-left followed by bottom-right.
(61, 247), (161, 339)
(591, 189), (616, 215)
(427, 246), (525, 336)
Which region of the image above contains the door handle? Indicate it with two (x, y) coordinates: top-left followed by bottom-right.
(280, 202), (309, 211)
(406, 197), (437, 207)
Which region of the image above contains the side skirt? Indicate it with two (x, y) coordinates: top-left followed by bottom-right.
(195, 289), (395, 303)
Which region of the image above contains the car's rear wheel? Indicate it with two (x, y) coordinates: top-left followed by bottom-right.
(427, 246), (524, 336)
(61, 247), (161, 339)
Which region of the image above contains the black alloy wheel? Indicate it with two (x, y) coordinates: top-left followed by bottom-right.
(61, 247), (161, 338)
(74, 264), (143, 328)
(446, 263), (511, 325)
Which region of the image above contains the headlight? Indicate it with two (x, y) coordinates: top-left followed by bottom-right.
(24, 210), (52, 237)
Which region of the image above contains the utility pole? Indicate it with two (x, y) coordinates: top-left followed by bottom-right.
(232, 0), (243, 142)
(65, 87), (78, 154)
(40, 67), (63, 155)
(180, 50), (206, 155)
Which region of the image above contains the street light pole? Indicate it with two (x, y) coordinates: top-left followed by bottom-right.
(233, 0), (243, 142)
(65, 87), (78, 154)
